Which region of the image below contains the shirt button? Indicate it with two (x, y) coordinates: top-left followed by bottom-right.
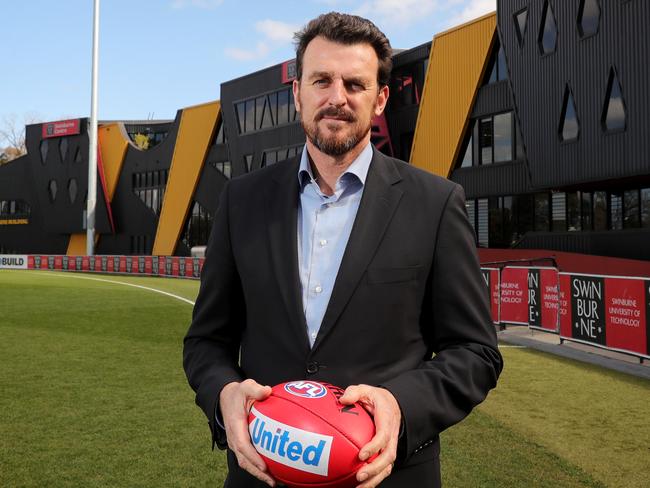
(319, 239), (327, 247)
(314, 285), (323, 293)
(306, 362), (319, 374)
(310, 332), (317, 340)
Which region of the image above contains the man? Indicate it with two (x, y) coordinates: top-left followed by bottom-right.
(184, 12), (502, 488)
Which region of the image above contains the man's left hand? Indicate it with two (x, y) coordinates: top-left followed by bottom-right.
(339, 385), (401, 488)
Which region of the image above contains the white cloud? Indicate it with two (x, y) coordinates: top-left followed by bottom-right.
(223, 42), (270, 61)
(445, 0), (497, 26)
(255, 19), (300, 43)
(224, 19), (299, 61)
(355, 0), (440, 28)
(171, 0), (224, 9)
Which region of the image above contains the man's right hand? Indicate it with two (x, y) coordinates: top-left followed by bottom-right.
(220, 379), (275, 486)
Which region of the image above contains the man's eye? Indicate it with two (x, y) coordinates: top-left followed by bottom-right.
(314, 79), (329, 87)
(347, 82), (365, 92)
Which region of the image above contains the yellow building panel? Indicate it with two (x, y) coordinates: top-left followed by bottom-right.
(410, 12), (496, 177)
(66, 123), (128, 256)
(66, 234), (86, 255)
(152, 101), (220, 256)
(98, 123), (129, 201)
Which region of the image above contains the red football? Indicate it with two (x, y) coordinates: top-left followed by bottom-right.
(248, 381), (376, 488)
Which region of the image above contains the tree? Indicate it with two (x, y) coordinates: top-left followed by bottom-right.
(0, 112), (41, 163)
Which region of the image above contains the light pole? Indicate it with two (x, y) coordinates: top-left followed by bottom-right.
(86, 0), (100, 256)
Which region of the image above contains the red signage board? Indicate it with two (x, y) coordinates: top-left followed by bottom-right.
(604, 277), (646, 354)
(281, 59), (297, 84)
(42, 119), (81, 139)
(500, 267), (528, 324)
(528, 267), (559, 332)
(560, 273), (649, 359)
(481, 268), (500, 324)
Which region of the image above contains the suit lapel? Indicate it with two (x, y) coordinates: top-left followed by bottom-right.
(265, 159), (311, 352)
(312, 150), (403, 352)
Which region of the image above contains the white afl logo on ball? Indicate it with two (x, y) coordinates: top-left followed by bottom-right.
(285, 381), (327, 399)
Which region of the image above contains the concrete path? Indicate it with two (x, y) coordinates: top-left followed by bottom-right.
(497, 326), (650, 380)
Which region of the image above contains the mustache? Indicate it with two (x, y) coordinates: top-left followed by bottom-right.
(316, 106), (356, 122)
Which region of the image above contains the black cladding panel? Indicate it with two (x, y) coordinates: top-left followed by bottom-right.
(498, 0), (650, 189)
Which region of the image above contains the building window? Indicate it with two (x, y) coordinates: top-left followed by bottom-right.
(534, 192), (550, 231)
(581, 192), (593, 230)
(552, 192), (567, 231)
(74, 147), (83, 163)
(68, 178), (78, 204)
(211, 161), (232, 179)
(593, 191), (608, 230)
(560, 85), (580, 142)
(235, 87), (299, 135)
(602, 68), (627, 132)
(623, 189), (640, 229)
(59, 138), (68, 162)
(477, 198), (489, 247)
(214, 121), (227, 145)
(132, 170), (168, 215)
(538, 0), (558, 55)
(479, 118), (493, 165)
(461, 132), (473, 168)
(610, 192), (623, 230)
(487, 42), (508, 84)
(130, 235), (147, 255)
(567, 191), (582, 231)
(390, 60), (427, 108)
(493, 113), (513, 162)
(182, 202), (213, 251)
(488, 196), (516, 247)
(515, 115), (525, 160)
(514, 8), (528, 47)
(578, 0), (601, 38)
(262, 144), (302, 167)
(0, 200), (31, 219)
(466, 199), (476, 240)
(477, 113), (514, 164)
(40, 139), (49, 165)
(641, 188), (650, 228)
(48, 180), (58, 203)
(244, 154), (253, 172)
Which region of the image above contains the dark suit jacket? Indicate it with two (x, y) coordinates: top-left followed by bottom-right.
(183, 148), (503, 487)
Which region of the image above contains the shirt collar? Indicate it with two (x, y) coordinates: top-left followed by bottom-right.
(298, 142), (373, 190)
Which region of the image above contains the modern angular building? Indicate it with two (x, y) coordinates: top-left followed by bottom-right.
(1, 0), (648, 260)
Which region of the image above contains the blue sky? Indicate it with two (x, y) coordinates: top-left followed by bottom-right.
(0, 0), (494, 143)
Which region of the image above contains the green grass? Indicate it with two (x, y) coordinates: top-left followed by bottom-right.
(1, 270), (649, 487)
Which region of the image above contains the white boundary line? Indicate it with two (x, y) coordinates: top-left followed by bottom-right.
(23, 270), (196, 306)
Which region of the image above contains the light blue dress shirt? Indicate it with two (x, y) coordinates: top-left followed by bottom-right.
(297, 143), (373, 347)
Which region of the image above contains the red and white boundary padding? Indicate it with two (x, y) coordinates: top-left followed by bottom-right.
(482, 265), (650, 360)
(0, 254), (204, 280)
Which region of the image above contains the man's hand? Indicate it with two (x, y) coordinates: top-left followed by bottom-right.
(339, 385), (401, 488)
(220, 379), (275, 486)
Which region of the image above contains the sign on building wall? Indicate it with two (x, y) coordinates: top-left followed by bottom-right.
(41, 119), (81, 139)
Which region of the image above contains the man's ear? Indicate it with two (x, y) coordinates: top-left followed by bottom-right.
(292, 79), (301, 113)
(374, 84), (389, 116)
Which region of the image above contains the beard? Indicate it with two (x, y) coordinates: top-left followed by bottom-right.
(301, 104), (374, 158)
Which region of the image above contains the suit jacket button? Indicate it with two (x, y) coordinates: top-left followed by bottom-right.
(306, 362), (319, 374)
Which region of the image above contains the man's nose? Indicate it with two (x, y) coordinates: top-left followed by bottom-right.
(328, 79), (347, 106)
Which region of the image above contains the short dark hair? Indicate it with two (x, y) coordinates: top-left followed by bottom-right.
(294, 12), (393, 87)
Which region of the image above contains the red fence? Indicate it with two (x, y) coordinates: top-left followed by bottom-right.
(0, 254), (204, 280)
(482, 265), (650, 360)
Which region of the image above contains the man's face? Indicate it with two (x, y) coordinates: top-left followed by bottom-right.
(293, 36), (389, 157)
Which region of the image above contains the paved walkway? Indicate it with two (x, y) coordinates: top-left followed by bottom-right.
(497, 325), (650, 380)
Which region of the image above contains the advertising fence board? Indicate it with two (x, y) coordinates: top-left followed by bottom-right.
(18, 254), (204, 281)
